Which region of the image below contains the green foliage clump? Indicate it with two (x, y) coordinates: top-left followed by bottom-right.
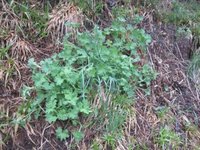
(20, 17), (155, 140)
(27, 55), (91, 122)
(156, 0), (200, 37)
(56, 127), (69, 141)
(68, 0), (104, 18)
(155, 126), (182, 149)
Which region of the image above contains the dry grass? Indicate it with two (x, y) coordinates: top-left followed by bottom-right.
(11, 40), (34, 62)
(0, 0), (25, 34)
(0, 59), (21, 87)
(46, 2), (84, 43)
(0, 1), (34, 62)
(0, 31), (19, 49)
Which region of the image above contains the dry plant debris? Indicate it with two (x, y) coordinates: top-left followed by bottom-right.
(46, 2), (84, 43)
(0, 0), (25, 32)
(11, 40), (34, 62)
(0, 31), (19, 48)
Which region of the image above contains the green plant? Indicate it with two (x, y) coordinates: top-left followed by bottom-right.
(0, 47), (10, 59)
(28, 56), (91, 122)
(72, 130), (84, 142)
(20, 17), (155, 141)
(56, 127), (69, 141)
(11, 2), (49, 40)
(0, 58), (20, 86)
(156, 0), (200, 36)
(91, 140), (101, 150)
(155, 106), (169, 119)
(155, 0), (197, 25)
(103, 134), (116, 150)
(176, 26), (192, 39)
(156, 126), (182, 150)
(69, 0), (104, 18)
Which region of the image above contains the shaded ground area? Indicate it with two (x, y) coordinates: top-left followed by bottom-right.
(1, 1), (200, 149)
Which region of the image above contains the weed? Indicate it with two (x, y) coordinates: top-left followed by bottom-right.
(135, 143), (148, 150)
(155, 106), (169, 119)
(176, 26), (192, 40)
(156, 126), (182, 149)
(56, 127), (69, 141)
(72, 130), (84, 142)
(18, 16), (155, 142)
(155, 0), (200, 43)
(103, 134), (117, 150)
(91, 141), (100, 150)
(0, 47), (10, 60)
(0, 104), (14, 149)
(0, 58), (21, 86)
(69, 0), (104, 18)
(11, 1), (49, 40)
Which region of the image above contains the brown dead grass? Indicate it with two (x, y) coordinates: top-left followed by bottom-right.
(11, 40), (34, 62)
(46, 2), (84, 43)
